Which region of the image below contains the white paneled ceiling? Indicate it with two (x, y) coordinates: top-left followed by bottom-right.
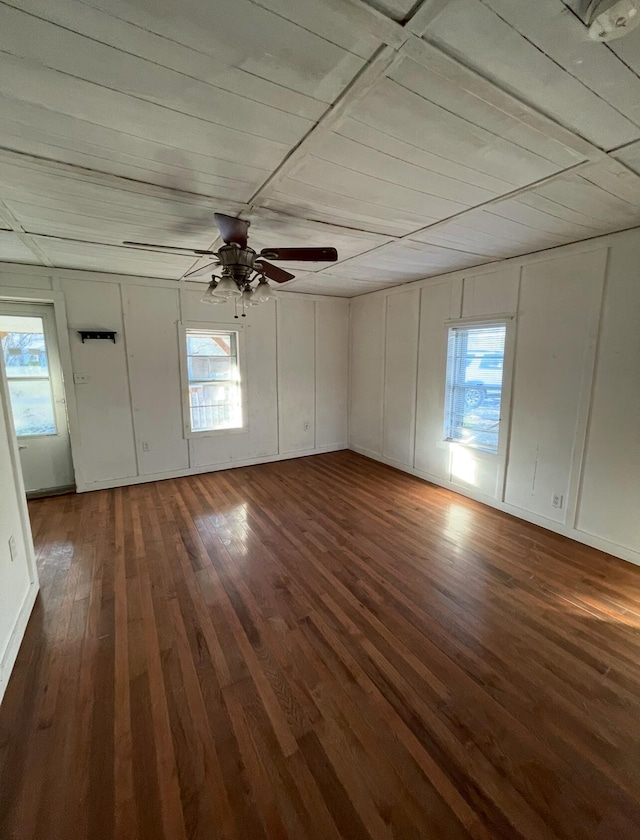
(613, 140), (640, 175)
(0, 231), (41, 264)
(1, 0), (640, 294)
(323, 240), (493, 283)
(413, 159), (640, 259)
(422, 0), (640, 148)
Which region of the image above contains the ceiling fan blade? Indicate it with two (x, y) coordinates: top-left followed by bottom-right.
(184, 261), (220, 279)
(259, 247), (338, 262)
(123, 240), (218, 256)
(255, 260), (295, 284)
(214, 213), (249, 247)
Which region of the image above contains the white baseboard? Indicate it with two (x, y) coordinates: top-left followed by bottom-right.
(349, 445), (640, 568)
(0, 581), (38, 706)
(76, 444), (348, 493)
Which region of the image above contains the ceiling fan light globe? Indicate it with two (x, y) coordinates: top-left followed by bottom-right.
(213, 276), (242, 298)
(244, 290), (263, 306)
(201, 282), (227, 305)
(253, 281), (278, 303)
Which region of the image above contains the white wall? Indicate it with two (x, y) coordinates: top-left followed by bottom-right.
(349, 227), (640, 566)
(0, 264), (350, 492)
(350, 294), (385, 455)
(0, 355), (38, 704)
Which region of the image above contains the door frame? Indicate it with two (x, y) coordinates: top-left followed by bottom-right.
(0, 340), (39, 704)
(0, 286), (83, 488)
(0, 353), (37, 585)
(0, 300), (75, 492)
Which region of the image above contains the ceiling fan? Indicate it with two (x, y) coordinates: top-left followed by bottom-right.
(123, 213), (338, 314)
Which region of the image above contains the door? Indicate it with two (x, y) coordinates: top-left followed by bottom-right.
(0, 303), (74, 494)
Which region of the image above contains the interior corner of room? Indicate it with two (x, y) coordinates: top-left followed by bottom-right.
(349, 228), (640, 566)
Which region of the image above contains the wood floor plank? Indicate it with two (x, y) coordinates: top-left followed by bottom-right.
(1, 451), (640, 839)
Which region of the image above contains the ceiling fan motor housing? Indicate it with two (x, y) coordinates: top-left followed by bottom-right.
(217, 243), (257, 288)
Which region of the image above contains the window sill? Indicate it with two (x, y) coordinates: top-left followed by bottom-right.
(184, 425), (249, 440)
(438, 439), (503, 460)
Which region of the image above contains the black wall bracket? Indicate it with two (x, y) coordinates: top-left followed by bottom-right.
(78, 330), (117, 344)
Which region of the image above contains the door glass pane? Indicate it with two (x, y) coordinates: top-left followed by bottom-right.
(0, 314), (57, 437)
(7, 379), (57, 436)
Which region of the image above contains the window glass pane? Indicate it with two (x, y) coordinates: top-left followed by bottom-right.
(185, 329), (242, 432)
(444, 324), (506, 453)
(187, 333), (233, 358)
(188, 355), (233, 382)
(189, 382), (242, 431)
(7, 378), (57, 436)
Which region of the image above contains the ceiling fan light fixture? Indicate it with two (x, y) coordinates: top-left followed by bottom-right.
(123, 213), (338, 317)
(201, 280), (227, 305)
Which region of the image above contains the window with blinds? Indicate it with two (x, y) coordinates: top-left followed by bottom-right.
(443, 323), (507, 454)
(184, 329), (243, 433)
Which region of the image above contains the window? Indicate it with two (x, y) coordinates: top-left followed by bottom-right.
(443, 322), (507, 454)
(0, 314), (57, 437)
(183, 328), (244, 434)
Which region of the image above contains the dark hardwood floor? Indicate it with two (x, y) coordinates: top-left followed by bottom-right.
(1, 451), (639, 839)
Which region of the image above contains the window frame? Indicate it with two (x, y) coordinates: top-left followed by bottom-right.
(442, 315), (514, 459)
(179, 321), (248, 439)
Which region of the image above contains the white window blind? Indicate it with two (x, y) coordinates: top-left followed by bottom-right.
(185, 329), (243, 432)
(443, 323), (507, 454)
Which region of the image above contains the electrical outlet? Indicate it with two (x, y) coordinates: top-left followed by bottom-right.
(303, 422), (310, 432)
(8, 535), (17, 562)
(73, 372), (89, 385)
(142, 441), (151, 452)
(551, 494), (563, 510)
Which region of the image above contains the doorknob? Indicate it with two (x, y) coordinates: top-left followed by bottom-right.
(18, 445), (27, 450)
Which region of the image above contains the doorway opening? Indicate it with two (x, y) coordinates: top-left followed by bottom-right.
(0, 302), (75, 497)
